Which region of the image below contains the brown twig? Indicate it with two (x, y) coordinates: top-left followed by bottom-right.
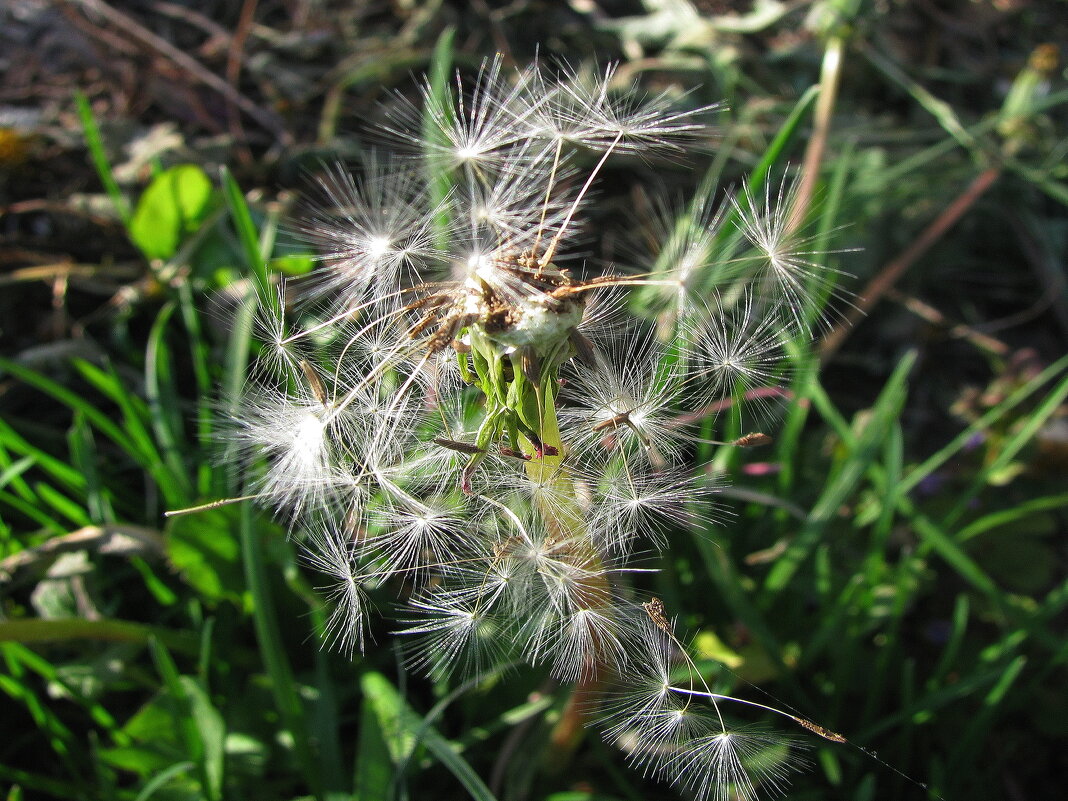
(65, 0), (290, 144)
(152, 1), (233, 47)
(819, 166), (1001, 360)
(225, 0), (259, 162)
(887, 289), (1010, 356)
(0, 525), (165, 588)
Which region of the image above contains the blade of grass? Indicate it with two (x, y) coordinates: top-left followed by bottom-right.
(0, 455), (35, 497)
(354, 678), (395, 801)
(74, 90), (131, 226)
(133, 761), (196, 801)
(0, 489), (67, 535)
(0, 619), (199, 653)
(423, 27), (457, 255)
(929, 593), (969, 685)
(0, 418), (85, 494)
(748, 84), (821, 197)
(694, 84), (822, 295)
(221, 168), (279, 320)
(0, 358), (139, 465)
(68, 411), (114, 523)
(858, 41), (976, 152)
(943, 368), (1068, 526)
(773, 344), (818, 497)
(145, 302), (195, 500)
(72, 358), (190, 507)
(70, 359), (170, 470)
(945, 653), (1027, 777)
(238, 498), (326, 800)
(0, 357), (181, 508)
(147, 639), (223, 801)
(361, 670), (500, 801)
(765, 351), (916, 592)
(176, 281), (216, 495)
(0, 764), (92, 799)
(900, 353), (1068, 496)
(4, 642), (121, 736)
(32, 482), (92, 528)
(956, 492), (1068, 543)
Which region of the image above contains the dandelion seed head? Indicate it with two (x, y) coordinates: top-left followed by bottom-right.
(211, 48), (842, 801)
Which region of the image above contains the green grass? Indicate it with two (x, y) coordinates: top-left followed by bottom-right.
(2, 4), (1066, 800)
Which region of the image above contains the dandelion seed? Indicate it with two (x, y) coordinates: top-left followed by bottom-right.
(731, 178), (849, 331)
(667, 726), (802, 801)
(225, 379), (344, 518)
(690, 290), (791, 422)
(299, 158), (444, 304)
(560, 329), (687, 469)
(401, 595), (509, 681)
(389, 55), (544, 170)
(588, 465), (707, 553)
(300, 522), (372, 655)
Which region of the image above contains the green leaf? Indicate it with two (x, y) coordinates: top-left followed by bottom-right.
(179, 676), (226, 801)
(130, 165), (214, 260)
(165, 507), (245, 603)
(74, 90), (131, 225)
(354, 679), (395, 801)
(766, 351), (917, 591)
(360, 671), (499, 801)
(270, 253), (316, 275)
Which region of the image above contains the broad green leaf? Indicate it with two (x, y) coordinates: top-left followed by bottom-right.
(271, 253), (315, 275)
(165, 507), (244, 604)
(130, 165), (214, 260)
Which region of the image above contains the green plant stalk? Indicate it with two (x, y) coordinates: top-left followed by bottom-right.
(788, 33), (844, 233)
(465, 320), (614, 762)
(238, 499), (327, 801)
(521, 385), (615, 763)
